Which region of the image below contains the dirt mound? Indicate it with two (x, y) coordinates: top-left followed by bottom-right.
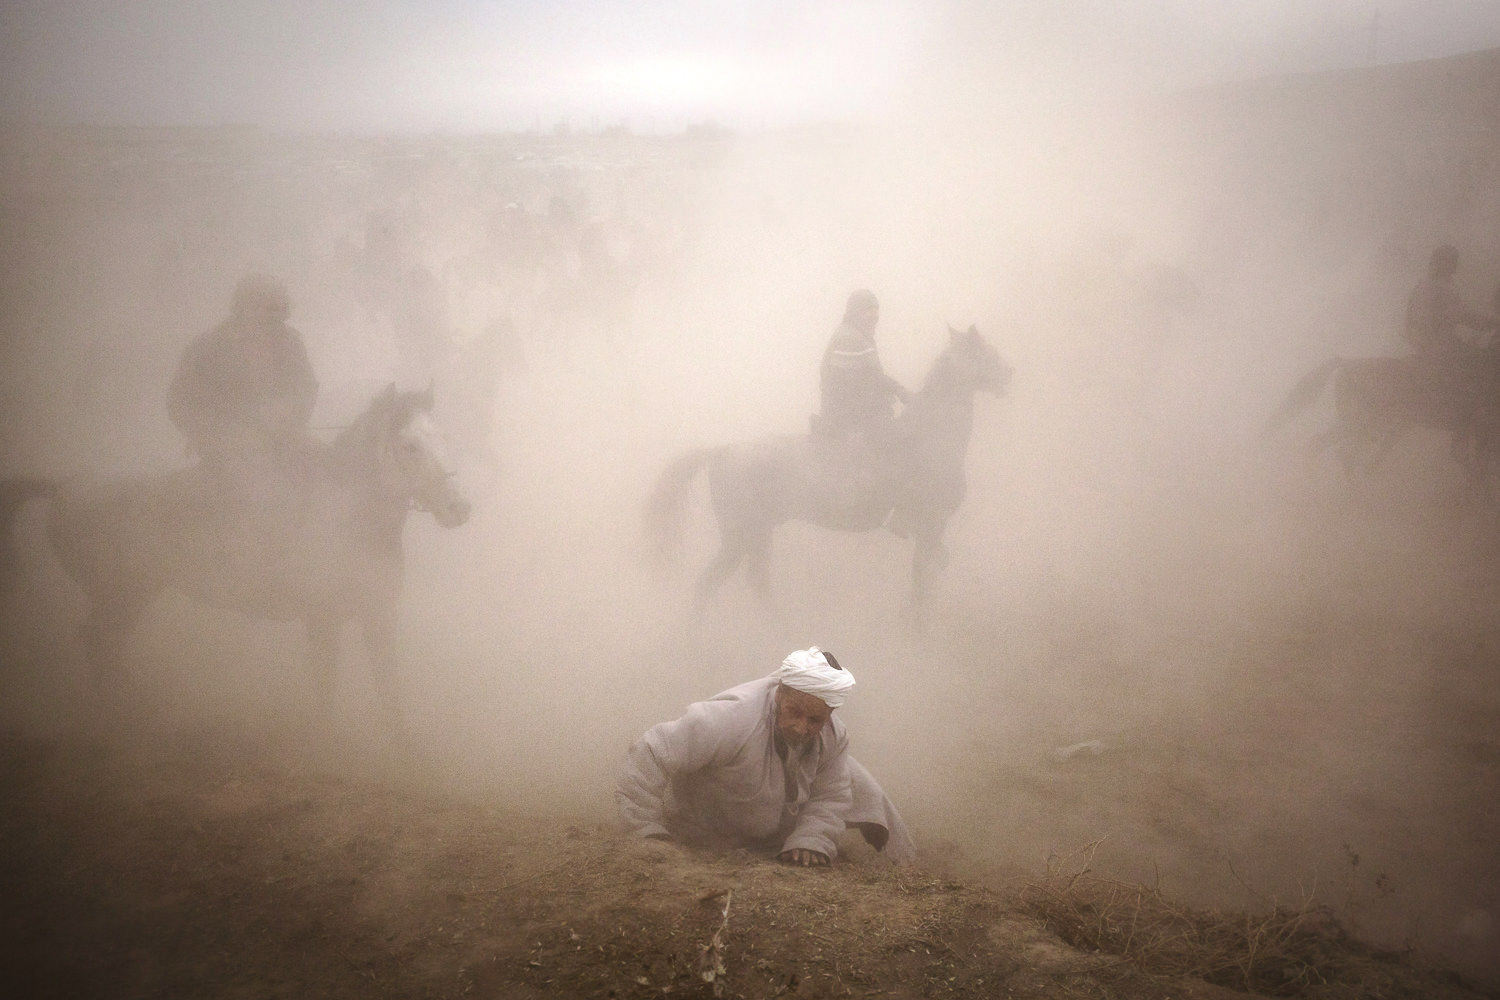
(0, 730), (1489, 1000)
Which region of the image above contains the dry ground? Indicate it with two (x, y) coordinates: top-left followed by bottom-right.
(1, 726), (1491, 1000)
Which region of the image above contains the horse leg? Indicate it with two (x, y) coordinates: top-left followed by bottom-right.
(904, 525), (949, 629)
(360, 610), (405, 734)
(1362, 427), (1401, 474)
(79, 607), (127, 688)
(1333, 425), (1370, 480)
(1307, 427), (1338, 456)
(304, 615), (340, 717)
(1449, 419), (1491, 505)
(73, 593), (153, 728)
(1472, 426), (1497, 503)
(903, 544), (930, 631)
(78, 594), (148, 704)
(743, 528), (777, 613)
(693, 535), (748, 611)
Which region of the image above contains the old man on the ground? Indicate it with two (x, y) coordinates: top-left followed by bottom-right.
(616, 647), (915, 866)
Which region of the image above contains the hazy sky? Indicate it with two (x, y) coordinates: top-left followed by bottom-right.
(2, 0), (1499, 130)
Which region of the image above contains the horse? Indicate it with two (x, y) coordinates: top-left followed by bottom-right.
(0, 384), (471, 727)
(436, 316), (526, 478)
(1263, 346), (1500, 487)
(645, 324), (1012, 619)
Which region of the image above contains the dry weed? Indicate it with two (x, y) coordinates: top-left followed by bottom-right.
(1016, 840), (1436, 998)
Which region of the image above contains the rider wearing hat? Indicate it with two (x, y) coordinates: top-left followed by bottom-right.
(1403, 245), (1498, 462)
(168, 274), (319, 556)
(168, 273), (318, 476)
(816, 289), (910, 442)
(1404, 245), (1497, 357)
(815, 289), (916, 533)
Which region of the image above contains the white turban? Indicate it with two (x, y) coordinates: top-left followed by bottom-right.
(772, 646), (855, 708)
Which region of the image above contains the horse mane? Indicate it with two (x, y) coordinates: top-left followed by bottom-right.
(916, 350), (958, 397)
(328, 386), (431, 471)
(914, 326), (986, 398)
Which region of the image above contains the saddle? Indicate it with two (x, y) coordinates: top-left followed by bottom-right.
(177, 435), (317, 571)
(806, 413), (917, 518)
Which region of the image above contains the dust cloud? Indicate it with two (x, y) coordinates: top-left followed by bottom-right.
(3, 13), (1500, 990)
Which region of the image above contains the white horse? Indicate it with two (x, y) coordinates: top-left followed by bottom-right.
(2, 385), (471, 727)
(646, 325), (1012, 621)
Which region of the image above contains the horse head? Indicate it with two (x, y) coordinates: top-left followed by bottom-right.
(370, 383), (472, 528)
(939, 323), (1013, 396)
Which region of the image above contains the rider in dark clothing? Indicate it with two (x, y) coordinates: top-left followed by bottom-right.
(1402, 245), (1498, 462)
(169, 273), (318, 470)
(1404, 245), (1495, 357)
(815, 289), (914, 534)
(168, 273), (319, 557)
(817, 289), (910, 441)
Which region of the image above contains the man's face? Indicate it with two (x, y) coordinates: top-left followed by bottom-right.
(852, 304), (879, 335)
(775, 685), (832, 750)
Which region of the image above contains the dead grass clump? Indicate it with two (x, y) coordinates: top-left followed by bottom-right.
(1016, 842), (1410, 998)
(508, 845), (1015, 998)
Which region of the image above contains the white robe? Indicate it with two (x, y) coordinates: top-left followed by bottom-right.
(616, 677), (915, 863)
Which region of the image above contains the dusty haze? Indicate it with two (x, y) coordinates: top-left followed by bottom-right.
(3, 21), (1500, 991)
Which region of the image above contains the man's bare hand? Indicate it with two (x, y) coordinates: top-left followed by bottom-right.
(777, 848), (829, 867)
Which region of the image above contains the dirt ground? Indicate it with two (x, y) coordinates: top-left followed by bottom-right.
(3, 68), (1500, 998)
(0, 722), (1491, 1000)
(2, 362), (1499, 1000)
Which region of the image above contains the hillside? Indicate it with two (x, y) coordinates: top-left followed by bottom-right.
(2, 730), (1490, 1000)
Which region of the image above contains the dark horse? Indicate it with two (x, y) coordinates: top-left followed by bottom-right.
(1, 385), (471, 725)
(645, 324), (1012, 617)
(1264, 346), (1500, 488)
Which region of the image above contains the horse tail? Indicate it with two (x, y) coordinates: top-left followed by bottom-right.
(1262, 359), (1345, 439)
(644, 447), (715, 568)
(0, 478), (57, 570)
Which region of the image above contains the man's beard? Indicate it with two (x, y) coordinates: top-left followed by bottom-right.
(778, 729), (812, 756)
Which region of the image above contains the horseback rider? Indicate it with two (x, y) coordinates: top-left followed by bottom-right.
(816, 289), (911, 444)
(1404, 245), (1497, 355)
(167, 273), (319, 548)
(169, 273), (318, 470)
(1402, 245), (1498, 461)
(814, 289), (915, 533)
